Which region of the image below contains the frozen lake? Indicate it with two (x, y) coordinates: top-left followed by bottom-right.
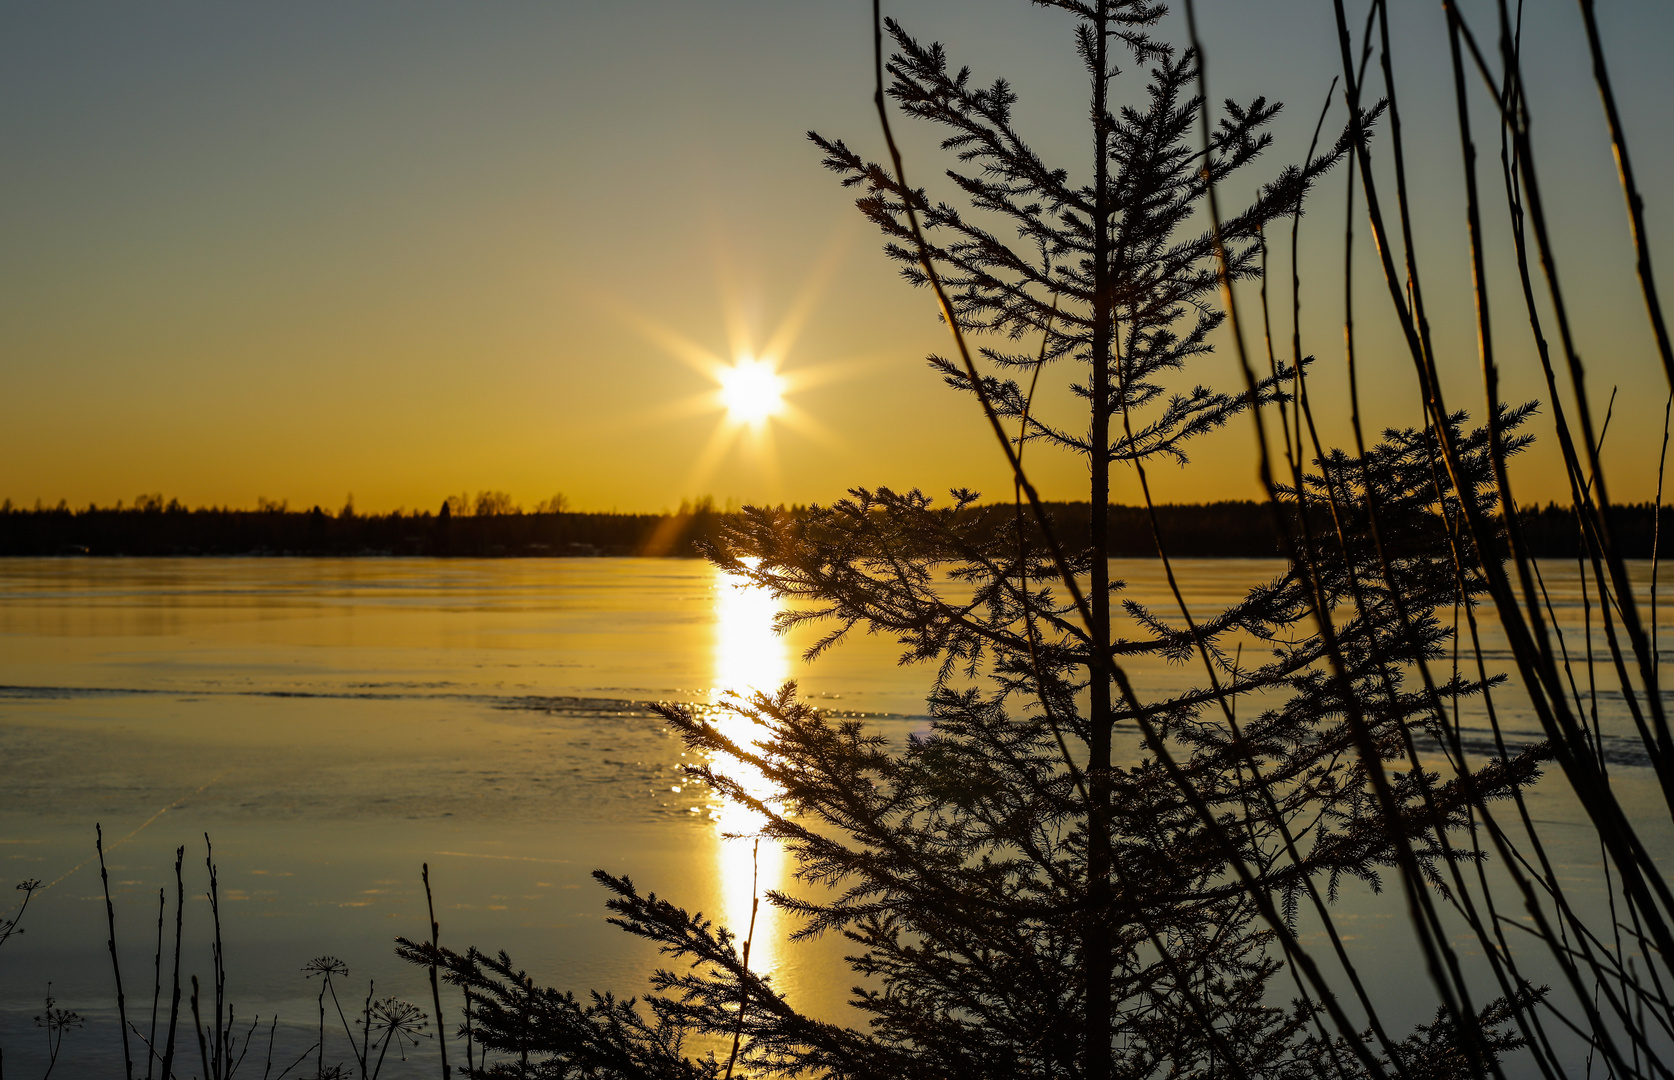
(0, 556), (1667, 1076)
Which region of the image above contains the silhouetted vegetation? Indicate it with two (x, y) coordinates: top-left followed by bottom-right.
(2, 837), (438, 1080)
(0, 496), (727, 558)
(10, 0), (1674, 1075)
(396, 0), (1674, 1075)
(2, 496), (1666, 559)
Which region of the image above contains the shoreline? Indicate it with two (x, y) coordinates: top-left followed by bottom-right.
(1, 499), (1663, 559)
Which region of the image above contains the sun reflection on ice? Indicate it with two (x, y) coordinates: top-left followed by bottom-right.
(710, 563), (791, 983)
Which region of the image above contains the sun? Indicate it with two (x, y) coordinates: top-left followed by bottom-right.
(718, 357), (786, 427)
(601, 226), (863, 497)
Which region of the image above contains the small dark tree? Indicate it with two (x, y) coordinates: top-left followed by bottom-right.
(403, 3), (1547, 1076)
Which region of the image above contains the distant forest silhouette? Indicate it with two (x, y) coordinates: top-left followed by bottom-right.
(0, 493), (1663, 558)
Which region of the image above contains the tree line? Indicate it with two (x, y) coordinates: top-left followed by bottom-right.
(0, 496), (1666, 558)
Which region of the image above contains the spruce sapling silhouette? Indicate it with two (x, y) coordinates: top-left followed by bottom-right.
(398, 3), (1552, 1077)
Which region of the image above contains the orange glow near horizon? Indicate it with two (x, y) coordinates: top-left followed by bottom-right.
(6, 7), (1670, 515)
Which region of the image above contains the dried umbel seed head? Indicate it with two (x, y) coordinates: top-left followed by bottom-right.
(302, 956), (349, 978)
(369, 997), (429, 1062)
(369, 997), (427, 1035)
(34, 987), (83, 1034)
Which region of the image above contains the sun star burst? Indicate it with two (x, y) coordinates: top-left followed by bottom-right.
(718, 357), (787, 427)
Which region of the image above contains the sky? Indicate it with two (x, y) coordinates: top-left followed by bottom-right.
(3, 0), (1672, 514)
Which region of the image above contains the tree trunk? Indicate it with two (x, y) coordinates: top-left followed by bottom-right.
(1085, 4), (1114, 1078)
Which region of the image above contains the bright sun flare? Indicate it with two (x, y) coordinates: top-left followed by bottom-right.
(718, 357), (786, 426)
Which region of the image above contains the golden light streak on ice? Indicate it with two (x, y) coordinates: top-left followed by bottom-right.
(710, 563), (791, 984)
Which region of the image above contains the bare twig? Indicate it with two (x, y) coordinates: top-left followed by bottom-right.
(97, 823), (136, 1080)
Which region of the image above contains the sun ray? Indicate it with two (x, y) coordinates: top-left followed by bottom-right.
(590, 291), (731, 381)
(759, 222), (856, 364)
(703, 226), (759, 364)
(773, 401), (845, 451)
(616, 390), (729, 429)
(680, 418), (743, 492)
(747, 420), (783, 495)
(779, 350), (901, 392)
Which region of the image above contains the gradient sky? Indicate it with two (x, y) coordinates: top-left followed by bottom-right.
(3, 0), (1671, 513)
